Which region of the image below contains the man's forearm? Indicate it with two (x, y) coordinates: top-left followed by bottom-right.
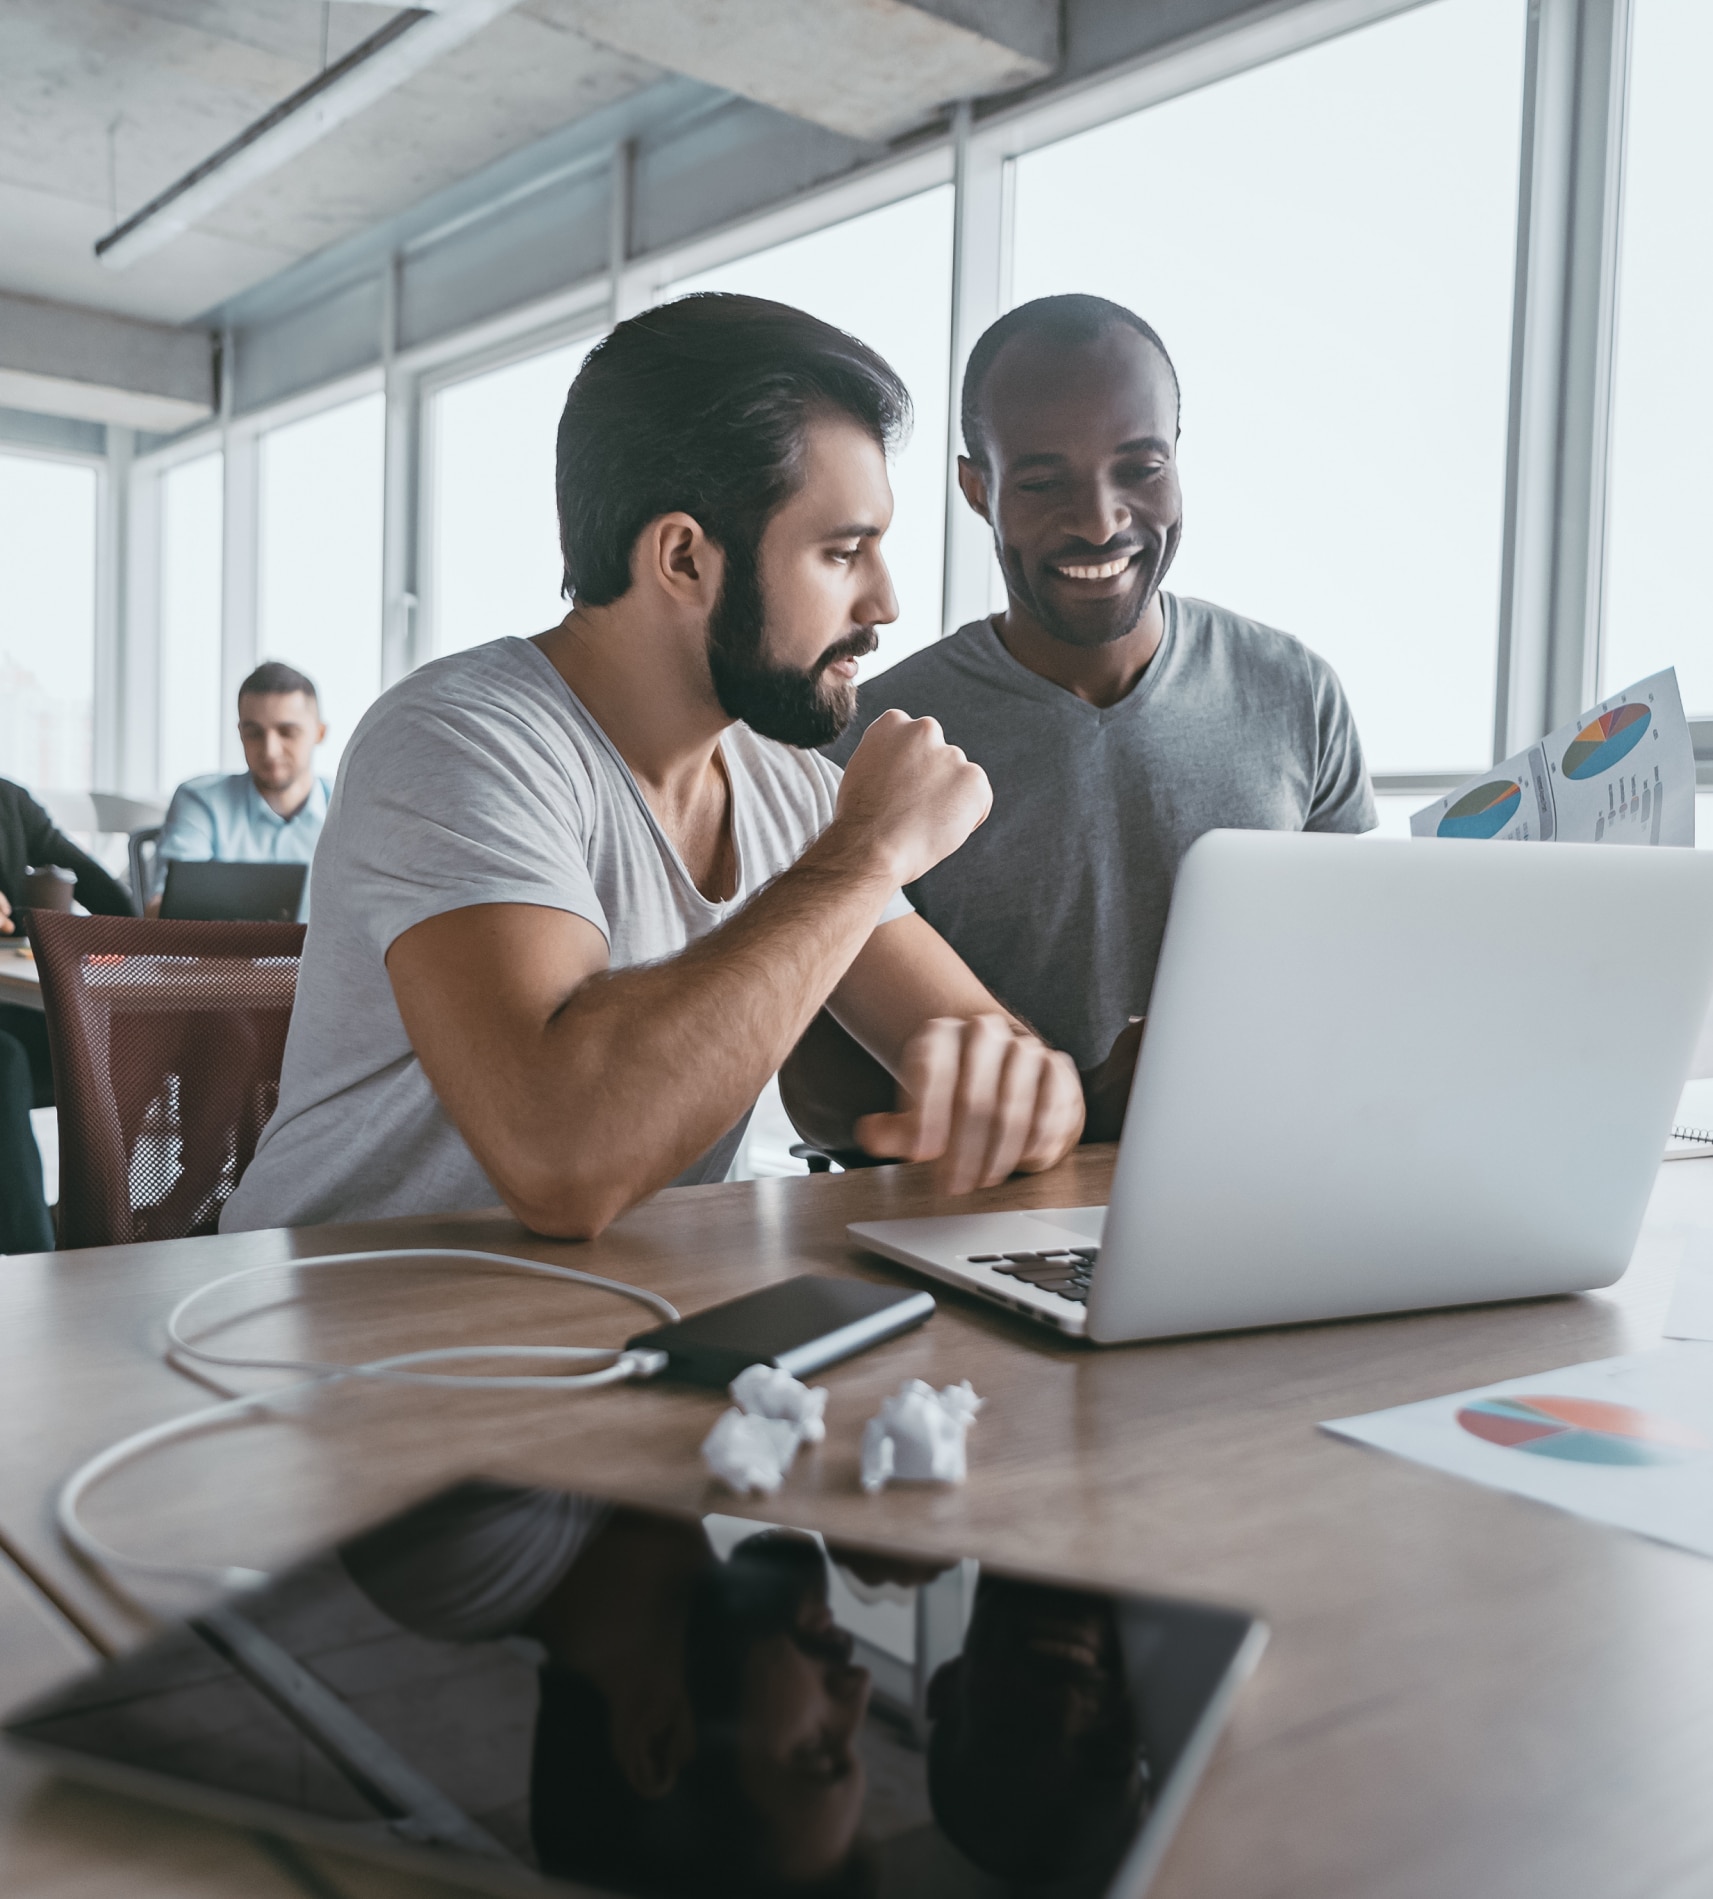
(778, 1009), (898, 1155)
(492, 826), (899, 1232)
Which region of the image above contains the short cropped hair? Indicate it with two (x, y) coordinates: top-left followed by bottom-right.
(555, 293), (911, 605)
(960, 293), (1181, 469)
(238, 660), (318, 705)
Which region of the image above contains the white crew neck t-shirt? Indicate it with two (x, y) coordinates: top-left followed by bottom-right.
(224, 637), (903, 1232)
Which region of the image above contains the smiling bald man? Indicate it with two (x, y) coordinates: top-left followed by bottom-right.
(789, 294), (1375, 1149)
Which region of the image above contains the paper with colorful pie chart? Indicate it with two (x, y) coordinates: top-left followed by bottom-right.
(1410, 668), (1692, 847)
(1323, 1345), (1713, 1558)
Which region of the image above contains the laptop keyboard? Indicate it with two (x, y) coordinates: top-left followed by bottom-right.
(967, 1248), (1099, 1306)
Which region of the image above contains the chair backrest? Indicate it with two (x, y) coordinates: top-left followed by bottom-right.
(127, 825), (163, 907)
(90, 792), (167, 835)
(28, 912), (306, 1249)
(39, 790), (168, 836)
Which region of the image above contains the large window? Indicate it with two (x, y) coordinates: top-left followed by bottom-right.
(1603, 0), (1713, 711)
(429, 338), (592, 658)
(1010, 0), (1526, 776)
(157, 453), (224, 796)
(257, 391), (385, 778)
(0, 450), (98, 792)
(671, 186), (956, 677)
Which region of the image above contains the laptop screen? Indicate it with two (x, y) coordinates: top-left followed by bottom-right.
(159, 859), (307, 922)
(4, 1480), (1262, 1898)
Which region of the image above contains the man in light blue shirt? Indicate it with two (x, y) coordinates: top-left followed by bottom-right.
(151, 660), (332, 918)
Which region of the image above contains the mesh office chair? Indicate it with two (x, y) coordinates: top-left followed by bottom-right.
(28, 912), (305, 1248)
(127, 825), (163, 910)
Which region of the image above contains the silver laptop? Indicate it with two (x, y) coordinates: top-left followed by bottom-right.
(159, 858), (307, 922)
(849, 829), (1713, 1344)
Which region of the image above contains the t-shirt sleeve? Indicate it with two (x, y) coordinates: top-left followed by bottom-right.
(1303, 656), (1377, 834)
(334, 693), (611, 957)
(804, 751), (913, 924)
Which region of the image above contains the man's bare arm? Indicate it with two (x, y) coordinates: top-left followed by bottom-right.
(783, 950), (1139, 1153)
(777, 1010), (896, 1154)
(387, 711), (987, 1238)
(795, 910), (1085, 1194)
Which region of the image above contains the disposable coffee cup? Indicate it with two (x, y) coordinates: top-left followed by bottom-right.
(22, 866), (77, 913)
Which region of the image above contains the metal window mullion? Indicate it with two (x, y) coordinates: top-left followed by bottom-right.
(121, 452), (161, 798)
(219, 329), (260, 774)
(941, 105), (1009, 638)
(611, 138), (653, 323)
(1494, 0), (1633, 764)
(94, 427), (131, 794)
(381, 253), (420, 685)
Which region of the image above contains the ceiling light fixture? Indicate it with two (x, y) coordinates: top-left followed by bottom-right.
(95, 0), (523, 271)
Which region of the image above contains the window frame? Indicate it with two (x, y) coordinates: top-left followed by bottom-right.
(121, 0), (1637, 801)
(414, 310), (609, 669)
(0, 435), (109, 795)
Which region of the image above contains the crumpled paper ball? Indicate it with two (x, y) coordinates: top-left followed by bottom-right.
(702, 1364), (832, 1493)
(700, 1408), (802, 1495)
(729, 1363), (829, 1444)
(860, 1379), (983, 1494)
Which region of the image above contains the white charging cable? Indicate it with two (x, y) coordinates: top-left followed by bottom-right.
(57, 1247), (679, 1598)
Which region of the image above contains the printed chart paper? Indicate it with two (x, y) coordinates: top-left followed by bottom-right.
(1324, 1346), (1713, 1559)
(1412, 668), (1693, 845)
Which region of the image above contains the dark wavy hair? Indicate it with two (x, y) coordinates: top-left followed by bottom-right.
(555, 292), (911, 606)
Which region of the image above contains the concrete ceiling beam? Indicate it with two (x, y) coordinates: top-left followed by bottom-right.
(0, 291), (214, 431)
(558, 0), (1059, 141)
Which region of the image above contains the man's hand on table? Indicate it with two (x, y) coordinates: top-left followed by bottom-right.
(853, 1013), (1084, 1193)
(0, 890), (13, 936)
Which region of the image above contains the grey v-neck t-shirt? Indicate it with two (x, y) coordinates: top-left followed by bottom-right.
(826, 594), (1375, 1073)
(225, 637), (904, 1232)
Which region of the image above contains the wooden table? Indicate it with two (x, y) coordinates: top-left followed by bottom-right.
(0, 946), (42, 1012)
(3, 1147), (1713, 1898)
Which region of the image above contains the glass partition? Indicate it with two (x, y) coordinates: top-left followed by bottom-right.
(1602, 0), (1713, 712)
(257, 391), (386, 778)
(429, 337), (594, 658)
(671, 186), (956, 678)
(1009, 0), (1526, 776)
(0, 450), (98, 792)
(157, 453), (225, 797)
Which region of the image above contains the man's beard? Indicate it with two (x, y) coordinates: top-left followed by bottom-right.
(1000, 532), (1176, 650)
(706, 539), (876, 748)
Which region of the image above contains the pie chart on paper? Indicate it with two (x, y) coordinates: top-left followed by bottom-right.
(1562, 702), (1651, 780)
(1456, 1393), (1707, 1466)
(1437, 780), (1522, 839)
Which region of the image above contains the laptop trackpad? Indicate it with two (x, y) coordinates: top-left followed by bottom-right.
(1024, 1205), (1106, 1242)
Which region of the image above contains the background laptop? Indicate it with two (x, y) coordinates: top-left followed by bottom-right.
(159, 859), (307, 922)
(850, 830), (1713, 1344)
(4, 1477), (1264, 1899)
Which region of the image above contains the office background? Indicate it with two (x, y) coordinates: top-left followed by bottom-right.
(0, 0), (1707, 839)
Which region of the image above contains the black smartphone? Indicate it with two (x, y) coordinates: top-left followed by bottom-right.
(628, 1273), (935, 1386)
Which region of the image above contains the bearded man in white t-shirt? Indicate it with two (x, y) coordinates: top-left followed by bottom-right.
(225, 293), (1083, 1238)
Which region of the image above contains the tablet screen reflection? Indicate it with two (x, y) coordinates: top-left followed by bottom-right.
(11, 1481), (1166, 1898)
(339, 1482), (1153, 1896)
